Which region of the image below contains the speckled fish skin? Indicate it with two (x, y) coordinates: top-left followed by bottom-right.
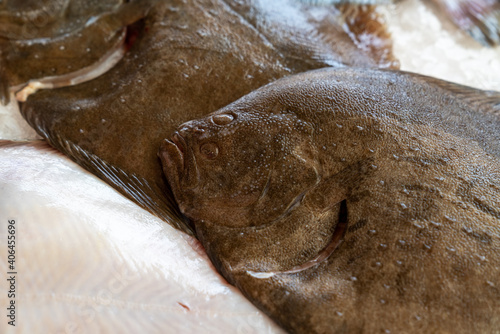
(0, 0), (142, 103)
(160, 67), (500, 333)
(21, 0), (394, 235)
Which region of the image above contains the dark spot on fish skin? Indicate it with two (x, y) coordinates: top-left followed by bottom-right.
(461, 227), (493, 245)
(456, 180), (500, 221)
(472, 197), (500, 220)
(348, 219), (367, 233)
(349, 190), (371, 204)
(394, 267), (413, 298)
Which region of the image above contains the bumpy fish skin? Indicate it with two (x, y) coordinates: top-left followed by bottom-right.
(160, 67), (500, 333)
(0, 0), (137, 103)
(22, 0), (393, 234)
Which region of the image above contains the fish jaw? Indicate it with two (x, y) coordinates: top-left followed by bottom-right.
(159, 134), (185, 210)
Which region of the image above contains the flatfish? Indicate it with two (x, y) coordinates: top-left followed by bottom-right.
(160, 67), (500, 333)
(20, 0), (397, 234)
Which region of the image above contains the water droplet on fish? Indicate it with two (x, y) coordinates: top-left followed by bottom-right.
(430, 221), (442, 228)
(357, 126), (364, 131)
(463, 226), (473, 234)
(380, 299), (386, 304)
(379, 180), (385, 185)
(196, 29), (208, 37)
(413, 222), (424, 229)
(487, 281), (495, 287)
(336, 123), (343, 128)
(400, 203), (408, 209)
(59, 45), (65, 50)
(446, 246), (456, 252)
(79, 129), (84, 133)
(101, 119), (106, 124)
(120, 98), (126, 103)
(444, 215), (457, 223)
(370, 164), (378, 169)
(86, 48), (91, 52)
(350, 276), (358, 282)
(368, 229), (377, 235)
(379, 243), (388, 250)
(474, 254), (486, 262)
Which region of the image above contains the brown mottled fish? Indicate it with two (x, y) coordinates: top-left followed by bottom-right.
(21, 0), (397, 235)
(160, 67), (500, 333)
(0, 0), (152, 104)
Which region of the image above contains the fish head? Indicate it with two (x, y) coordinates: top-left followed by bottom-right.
(159, 104), (320, 228)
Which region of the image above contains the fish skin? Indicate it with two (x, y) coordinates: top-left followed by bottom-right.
(21, 0), (393, 235)
(0, 0), (129, 104)
(160, 67), (500, 333)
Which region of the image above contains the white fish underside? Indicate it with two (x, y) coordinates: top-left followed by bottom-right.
(1, 0), (499, 333)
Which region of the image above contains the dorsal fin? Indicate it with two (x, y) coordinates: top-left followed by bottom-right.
(404, 71), (500, 116)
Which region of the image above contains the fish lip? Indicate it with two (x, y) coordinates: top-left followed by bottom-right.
(161, 131), (186, 167)
(159, 132), (187, 189)
(159, 131), (199, 207)
(171, 131), (186, 156)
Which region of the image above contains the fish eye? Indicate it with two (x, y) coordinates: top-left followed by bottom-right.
(200, 142), (219, 159)
(212, 113), (234, 125)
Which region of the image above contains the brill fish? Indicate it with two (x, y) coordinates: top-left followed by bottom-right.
(160, 67), (500, 333)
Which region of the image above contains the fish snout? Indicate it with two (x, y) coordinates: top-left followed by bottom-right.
(158, 133), (186, 192)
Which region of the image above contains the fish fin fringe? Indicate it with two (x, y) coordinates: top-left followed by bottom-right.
(295, 3), (399, 69)
(0, 139), (55, 150)
(338, 4), (399, 69)
(429, 0), (500, 47)
(32, 125), (194, 235)
(404, 71), (500, 116)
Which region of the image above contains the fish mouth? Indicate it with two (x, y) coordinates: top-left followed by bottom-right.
(160, 132), (185, 169)
(159, 132), (186, 192)
(246, 200), (349, 279)
(159, 131), (200, 199)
